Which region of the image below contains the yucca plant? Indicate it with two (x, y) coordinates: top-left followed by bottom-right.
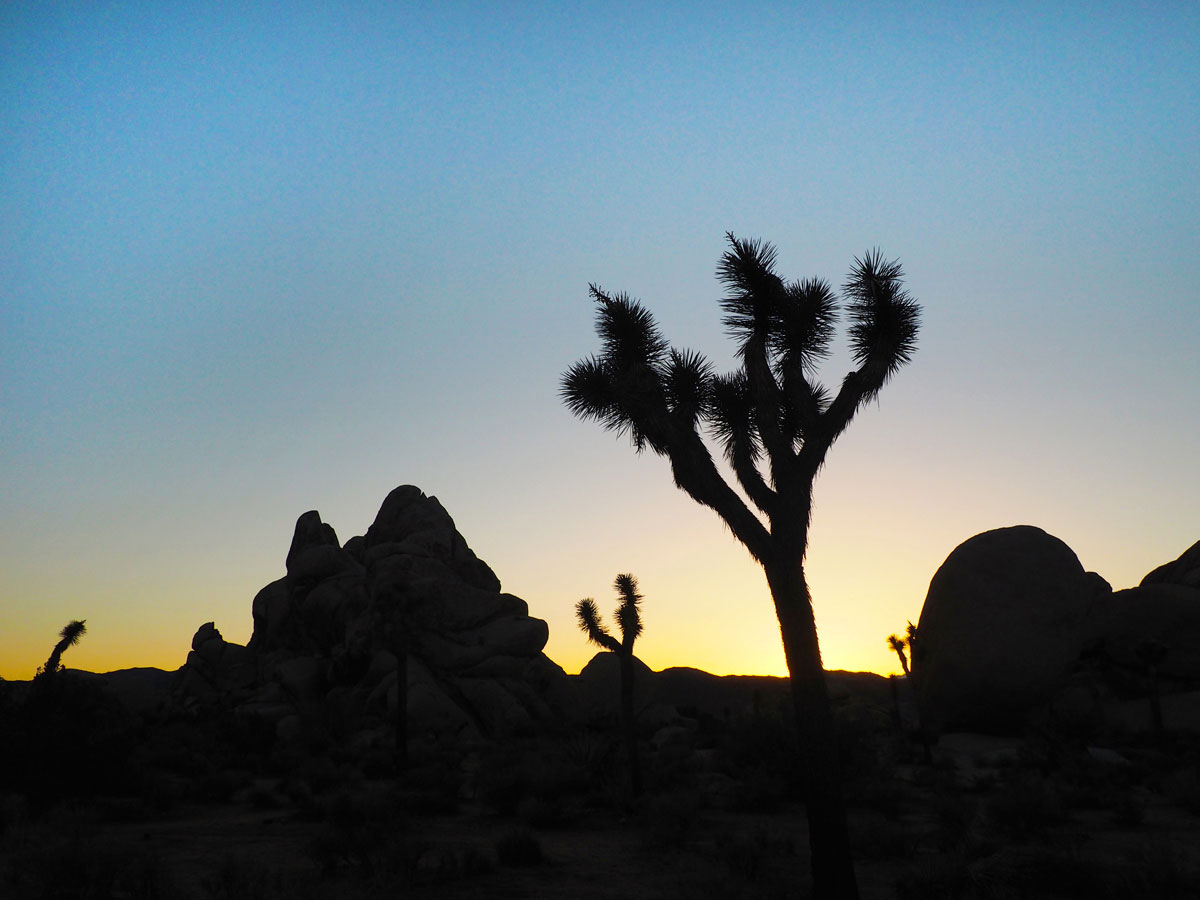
(562, 234), (920, 899)
(887, 633), (910, 676)
(40, 619), (87, 676)
(577, 573), (644, 797)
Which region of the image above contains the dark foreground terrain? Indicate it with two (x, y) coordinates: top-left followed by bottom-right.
(2, 667), (1199, 899)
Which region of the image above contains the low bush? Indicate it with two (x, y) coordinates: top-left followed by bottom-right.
(985, 772), (1067, 838)
(641, 789), (702, 849)
(495, 828), (544, 866)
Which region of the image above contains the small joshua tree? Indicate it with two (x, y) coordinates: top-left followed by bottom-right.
(577, 573), (644, 797)
(40, 620), (87, 677)
(886, 633), (910, 676)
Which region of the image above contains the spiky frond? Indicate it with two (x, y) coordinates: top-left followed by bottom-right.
(905, 621), (918, 644)
(576, 598), (620, 653)
(772, 277), (838, 375)
(886, 634), (906, 653)
(42, 619), (87, 676)
(663, 348), (713, 427)
(613, 573), (643, 647)
(561, 355), (665, 453)
(561, 355), (619, 426)
(60, 620), (87, 646)
(843, 250), (920, 383)
(709, 372), (760, 463)
(717, 233), (786, 349)
(779, 368), (830, 446)
(591, 285), (669, 369)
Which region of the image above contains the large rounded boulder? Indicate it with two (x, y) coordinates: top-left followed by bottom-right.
(912, 525), (1112, 733)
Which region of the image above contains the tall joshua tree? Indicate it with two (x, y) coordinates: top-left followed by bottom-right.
(887, 633), (910, 676)
(41, 620), (87, 676)
(576, 573), (644, 797)
(561, 234), (919, 899)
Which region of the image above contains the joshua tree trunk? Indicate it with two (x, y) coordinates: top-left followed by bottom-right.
(766, 557), (858, 900)
(618, 651), (642, 797)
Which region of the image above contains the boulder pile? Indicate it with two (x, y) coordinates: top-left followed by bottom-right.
(912, 527), (1200, 736)
(174, 485), (570, 749)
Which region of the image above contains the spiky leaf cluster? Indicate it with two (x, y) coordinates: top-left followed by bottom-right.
(42, 619), (87, 676)
(576, 573), (643, 655)
(562, 235), (920, 560)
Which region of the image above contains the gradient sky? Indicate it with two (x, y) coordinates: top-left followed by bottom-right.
(3, 2), (1197, 682)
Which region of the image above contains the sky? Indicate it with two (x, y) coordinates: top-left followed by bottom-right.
(2, 1), (1197, 682)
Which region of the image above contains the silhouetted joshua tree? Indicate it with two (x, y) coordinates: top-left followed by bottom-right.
(40, 620), (87, 677)
(887, 633), (910, 676)
(576, 573), (644, 797)
(562, 234), (920, 899)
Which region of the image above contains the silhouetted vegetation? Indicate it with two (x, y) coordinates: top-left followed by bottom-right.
(887, 632), (910, 676)
(576, 573), (645, 797)
(562, 234), (920, 900)
(38, 619), (86, 677)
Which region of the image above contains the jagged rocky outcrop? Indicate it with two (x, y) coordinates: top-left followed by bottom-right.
(912, 527), (1200, 736)
(175, 486), (570, 747)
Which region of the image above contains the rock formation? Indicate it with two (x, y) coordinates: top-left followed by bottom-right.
(174, 486), (570, 751)
(911, 525), (1112, 733)
(1103, 540), (1200, 685)
(912, 528), (1200, 736)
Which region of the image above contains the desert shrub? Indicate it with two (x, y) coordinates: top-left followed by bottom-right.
(1109, 790), (1147, 827)
(985, 772), (1066, 838)
(198, 767), (253, 803)
(718, 710), (801, 800)
(201, 854), (291, 900)
(714, 826), (793, 883)
(728, 765), (790, 813)
(563, 729), (618, 778)
(139, 771), (188, 814)
(409, 842), (494, 883)
(495, 828), (544, 866)
(307, 787), (407, 874)
(516, 795), (566, 828)
(894, 853), (976, 900)
(1117, 838), (1200, 899)
(834, 702), (892, 781)
(641, 789), (702, 849)
(847, 777), (905, 819)
(248, 783), (284, 809)
(1, 673), (141, 811)
(2, 830), (172, 900)
(851, 815), (920, 860)
(931, 790), (980, 852)
(969, 840), (1200, 900)
(472, 746), (531, 815)
(474, 738), (591, 816)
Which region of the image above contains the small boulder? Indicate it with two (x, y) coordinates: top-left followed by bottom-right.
(1140, 540), (1200, 589)
(1102, 583), (1200, 681)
